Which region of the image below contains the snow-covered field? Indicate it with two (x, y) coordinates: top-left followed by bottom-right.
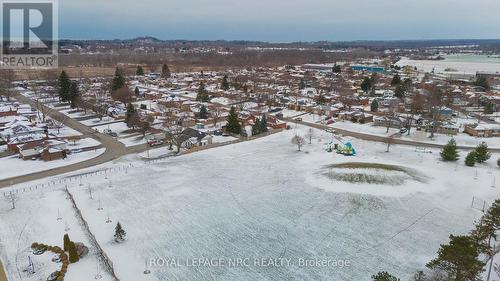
(1, 127), (498, 281)
(396, 54), (500, 75)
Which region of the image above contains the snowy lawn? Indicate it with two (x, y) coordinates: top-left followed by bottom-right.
(0, 149), (105, 180)
(52, 127), (498, 281)
(80, 117), (116, 127)
(0, 189), (114, 281)
(1, 126), (499, 281)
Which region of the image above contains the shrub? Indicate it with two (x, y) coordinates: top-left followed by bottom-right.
(440, 139), (459, 161)
(68, 242), (79, 263)
(63, 234), (71, 252)
(465, 151), (477, 167)
(475, 142), (491, 163)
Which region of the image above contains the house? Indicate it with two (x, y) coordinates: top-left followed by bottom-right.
(464, 124), (500, 137)
(431, 106), (454, 120)
(180, 128), (213, 148)
(0, 105), (17, 117)
(373, 116), (405, 128)
(0, 120), (45, 142)
(18, 139), (67, 160)
(267, 115), (287, 129)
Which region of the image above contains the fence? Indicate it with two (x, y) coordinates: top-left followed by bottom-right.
(1, 163), (136, 197)
(471, 196), (489, 213)
(65, 187), (120, 281)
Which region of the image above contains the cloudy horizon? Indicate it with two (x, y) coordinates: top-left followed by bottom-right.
(59, 0), (500, 42)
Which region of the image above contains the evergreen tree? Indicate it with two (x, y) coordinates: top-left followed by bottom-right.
(361, 77), (372, 93)
(371, 271), (400, 281)
(63, 234), (71, 252)
(465, 151), (477, 167)
(298, 80), (306, 90)
(260, 115), (268, 133)
(69, 81), (79, 109)
(440, 138), (459, 161)
(252, 118), (261, 136)
(394, 84), (406, 99)
(134, 86), (140, 96)
(111, 68), (126, 92)
(426, 235), (485, 281)
(391, 74), (402, 86)
(225, 107), (242, 135)
(370, 99), (379, 112)
(161, 64), (171, 78)
(484, 103), (494, 115)
(474, 142), (491, 163)
(196, 82), (209, 102)
(198, 105), (208, 119)
(58, 71), (71, 102)
(332, 64), (341, 73)
(114, 222), (126, 242)
(497, 158), (500, 168)
(68, 241), (79, 263)
(473, 76), (490, 90)
(136, 65), (144, 76)
(221, 75), (230, 90)
(472, 198), (500, 248)
(125, 103), (136, 126)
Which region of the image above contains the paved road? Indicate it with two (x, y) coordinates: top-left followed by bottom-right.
(284, 117), (500, 153)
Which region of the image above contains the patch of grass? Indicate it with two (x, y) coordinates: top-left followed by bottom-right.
(323, 162), (427, 185)
(330, 162), (407, 172)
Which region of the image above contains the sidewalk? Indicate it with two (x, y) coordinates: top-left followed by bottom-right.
(0, 260), (7, 281)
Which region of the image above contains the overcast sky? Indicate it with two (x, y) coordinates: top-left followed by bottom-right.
(59, 0), (500, 42)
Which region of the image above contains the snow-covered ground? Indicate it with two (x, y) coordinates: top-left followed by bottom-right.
(0, 188), (114, 281)
(118, 135), (148, 147)
(80, 117), (116, 127)
(0, 149), (105, 180)
(396, 54), (500, 75)
(93, 122), (130, 138)
(1, 127), (498, 281)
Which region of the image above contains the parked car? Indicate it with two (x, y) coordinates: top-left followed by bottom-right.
(294, 117), (303, 122)
(148, 139), (164, 146)
(103, 129), (118, 137)
(213, 130), (223, 136)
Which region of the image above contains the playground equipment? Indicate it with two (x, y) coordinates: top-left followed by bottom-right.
(337, 142), (356, 156)
(323, 135), (357, 156)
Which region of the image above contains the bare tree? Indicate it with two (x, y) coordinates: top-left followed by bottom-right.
(306, 128), (314, 144)
(50, 119), (64, 135)
(0, 69), (15, 101)
(425, 85), (450, 139)
(211, 106), (224, 127)
(163, 116), (185, 153)
(4, 192), (19, 209)
(291, 135), (306, 151)
(111, 86), (133, 106)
